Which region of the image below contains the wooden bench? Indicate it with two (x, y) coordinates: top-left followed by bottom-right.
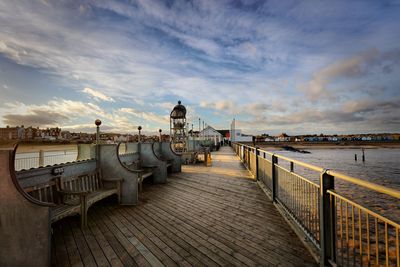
(25, 169), (122, 228)
(24, 179), (81, 224)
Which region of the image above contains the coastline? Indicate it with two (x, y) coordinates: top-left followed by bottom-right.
(16, 143), (78, 153)
(250, 141), (400, 150)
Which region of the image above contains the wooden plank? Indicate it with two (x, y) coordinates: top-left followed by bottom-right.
(140, 203), (262, 266)
(130, 208), (220, 267)
(61, 219), (84, 267)
(127, 235), (164, 267)
(86, 211), (123, 267)
(153, 185), (292, 235)
(117, 206), (203, 267)
(92, 207), (151, 267)
(79, 217), (111, 267)
(107, 206), (193, 267)
(138, 204), (245, 266)
(147, 192), (311, 265)
(150, 182), (311, 256)
(53, 223), (71, 267)
(100, 206), (171, 267)
(69, 219), (98, 267)
(147, 184), (291, 233)
(164, 179), (273, 213)
(90, 210), (138, 267)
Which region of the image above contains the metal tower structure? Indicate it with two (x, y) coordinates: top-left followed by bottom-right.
(170, 100), (187, 153)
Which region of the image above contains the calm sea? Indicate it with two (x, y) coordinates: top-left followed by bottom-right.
(260, 147), (400, 222)
(263, 147), (400, 190)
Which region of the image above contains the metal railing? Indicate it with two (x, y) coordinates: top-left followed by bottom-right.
(232, 142), (400, 267)
(15, 151), (78, 171)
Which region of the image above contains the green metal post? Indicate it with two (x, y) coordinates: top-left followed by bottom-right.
(271, 154), (278, 202)
(319, 170), (336, 266)
(255, 147), (259, 180)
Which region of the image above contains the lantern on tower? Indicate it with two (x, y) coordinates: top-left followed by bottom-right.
(170, 100), (187, 153)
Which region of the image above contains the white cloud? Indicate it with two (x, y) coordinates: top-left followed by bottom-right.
(119, 107), (169, 125)
(82, 87), (115, 102)
(303, 49), (381, 101)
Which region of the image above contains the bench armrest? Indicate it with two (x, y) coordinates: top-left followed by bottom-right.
(56, 189), (89, 196)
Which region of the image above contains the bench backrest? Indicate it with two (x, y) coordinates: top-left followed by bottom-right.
(59, 170), (102, 192)
(24, 180), (57, 203)
(23, 170), (102, 204)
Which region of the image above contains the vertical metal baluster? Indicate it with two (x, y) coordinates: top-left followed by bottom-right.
(313, 185), (316, 240)
(297, 176), (300, 219)
(301, 178), (304, 223)
(358, 208), (363, 267)
(307, 182), (310, 232)
(375, 218), (379, 267)
(366, 213), (370, 266)
(352, 205), (356, 267)
(340, 198), (344, 267)
(294, 174), (297, 217)
(317, 187), (320, 241)
(346, 202), (349, 267)
(396, 227), (399, 267)
(385, 222), (389, 267)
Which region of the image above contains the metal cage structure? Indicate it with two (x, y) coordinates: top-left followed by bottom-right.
(170, 100), (187, 153)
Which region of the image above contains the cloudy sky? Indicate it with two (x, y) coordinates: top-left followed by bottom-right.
(0, 0), (399, 135)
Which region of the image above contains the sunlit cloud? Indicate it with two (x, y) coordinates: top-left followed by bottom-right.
(82, 87), (115, 102)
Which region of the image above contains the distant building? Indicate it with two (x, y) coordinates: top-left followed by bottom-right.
(229, 129), (252, 142)
(276, 133), (290, 142)
(200, 125), (223, 145)
(0, 126), (18, 140)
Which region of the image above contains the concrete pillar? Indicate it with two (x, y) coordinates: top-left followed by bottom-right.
(77, 144), (96, 161)
(38, 150), (44, 167)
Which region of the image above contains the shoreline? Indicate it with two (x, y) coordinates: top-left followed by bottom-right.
(16, 143), (78, 153)
(248, 141), (400, 150)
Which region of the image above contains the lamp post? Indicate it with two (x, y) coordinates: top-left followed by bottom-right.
(202, 121), (205, 141)
(95, 119), (101, 167)
(95, 119), (101, 145)
(138, 126), (142, 143)
(159, 129), (162, 142)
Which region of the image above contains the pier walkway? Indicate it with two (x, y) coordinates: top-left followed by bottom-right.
(51, 146), (317, 266)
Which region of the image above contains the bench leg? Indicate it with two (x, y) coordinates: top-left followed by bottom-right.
(117, 181), (122, 204)
(80, 195), (88, 229)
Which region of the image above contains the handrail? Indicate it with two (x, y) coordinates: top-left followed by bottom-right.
(326, 170), (400, 199)
(234, 142), (400, 199)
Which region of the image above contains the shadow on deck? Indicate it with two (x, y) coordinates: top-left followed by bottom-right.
(51, 147), (317, 266)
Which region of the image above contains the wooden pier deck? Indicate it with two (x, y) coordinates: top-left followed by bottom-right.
(51, 146), (317, 266)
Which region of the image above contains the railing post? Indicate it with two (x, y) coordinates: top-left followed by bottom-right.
(247, 147), (250, 165)
(319, 170), (336, 266)
(255, 147), (259, 180)
(271, 154), (278, 202)
(290, 161), (294, 172)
